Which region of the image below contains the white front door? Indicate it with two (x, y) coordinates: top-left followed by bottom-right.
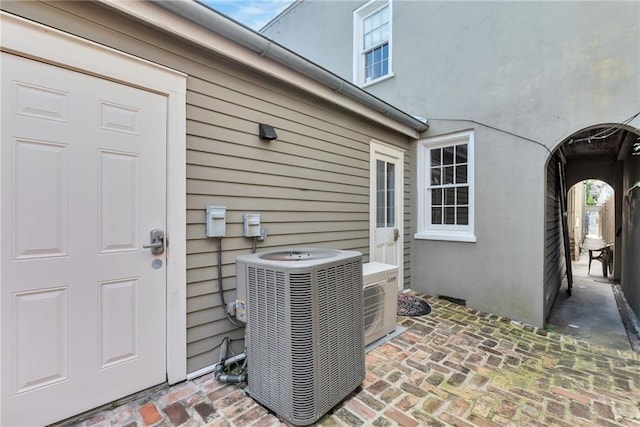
(370, 142), (404, 290)
(1, 53), (168, 426)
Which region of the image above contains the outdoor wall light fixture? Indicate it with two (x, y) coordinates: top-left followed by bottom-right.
(258, 123), (278, 140)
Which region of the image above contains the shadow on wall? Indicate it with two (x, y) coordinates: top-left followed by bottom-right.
(622, 166), (640, 317)
(622, 182), (640, 300)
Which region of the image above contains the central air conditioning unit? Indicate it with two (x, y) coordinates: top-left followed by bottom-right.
(363, 262), (398, 346)
(235, 248), (364, 426)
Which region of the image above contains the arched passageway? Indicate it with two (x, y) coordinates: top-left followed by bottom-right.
(546, 180), (630, 348)
(544, 121), (640, 348)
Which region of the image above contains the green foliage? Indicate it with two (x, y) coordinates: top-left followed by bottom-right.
(585, 180), (597, 206)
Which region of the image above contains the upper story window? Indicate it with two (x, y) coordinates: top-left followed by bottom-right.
(415, 131), (476, 242)
(354, 0), (393, 87)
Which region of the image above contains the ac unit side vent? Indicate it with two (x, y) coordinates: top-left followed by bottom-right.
(364, 284), (385, 334)
(289, 272), (314, 421)
(316, 262), (364, 412)
(246, 267), (290, 416)
(362, 263), (398, 346)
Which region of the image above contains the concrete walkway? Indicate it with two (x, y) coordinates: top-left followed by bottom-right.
(59, 294), (640, 427)
(547, 249), (631, 350)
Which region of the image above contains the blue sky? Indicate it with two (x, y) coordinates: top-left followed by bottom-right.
(201, 0), (294, 30)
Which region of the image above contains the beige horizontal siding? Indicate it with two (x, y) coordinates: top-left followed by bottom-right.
(186, 210), (365, 223)
(4, 0), (413, 374)
(187, 180), (369, 204)
(185, 56), (410, 372)
(188, 81), (383, 152)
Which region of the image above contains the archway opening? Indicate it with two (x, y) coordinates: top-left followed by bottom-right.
(543, 122), (640, 350)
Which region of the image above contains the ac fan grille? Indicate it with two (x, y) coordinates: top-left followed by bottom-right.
(245, 257), (364, 425)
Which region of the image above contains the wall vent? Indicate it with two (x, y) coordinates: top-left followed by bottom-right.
(438, 295), (466, 306)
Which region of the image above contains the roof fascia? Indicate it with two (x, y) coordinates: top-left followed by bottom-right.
(99, 0), (426, 139)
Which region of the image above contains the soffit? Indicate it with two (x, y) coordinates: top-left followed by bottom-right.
(560, 127), (638, 161)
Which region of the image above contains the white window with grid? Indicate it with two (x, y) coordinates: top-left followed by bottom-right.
(354, 0), (393, 86)
(416, 131), (476, 242)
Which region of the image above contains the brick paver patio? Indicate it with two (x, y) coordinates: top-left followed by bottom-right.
(61, 292), (640, 426)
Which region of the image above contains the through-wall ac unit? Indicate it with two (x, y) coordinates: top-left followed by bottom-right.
(236, 248), (364, 426)
(363, 262), (398, 346)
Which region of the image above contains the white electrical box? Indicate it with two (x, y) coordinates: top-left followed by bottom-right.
(243, 213), (261, 237)
(206, 206), (226, 237)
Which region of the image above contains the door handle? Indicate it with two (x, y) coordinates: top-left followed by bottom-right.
(143, 229), (165, 255)
(394, 228), (400, 241)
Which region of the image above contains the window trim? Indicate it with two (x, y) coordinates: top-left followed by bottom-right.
(415, 130), (476, 242)
(353, 0), (393, 87)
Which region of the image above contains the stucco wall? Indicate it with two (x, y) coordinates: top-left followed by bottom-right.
(378, 1), (638, 137)
(264, 0), (640, 327)
(262, 1), (360, 79)
(265, 2), (639, 136)
(411, 121), (546, 326)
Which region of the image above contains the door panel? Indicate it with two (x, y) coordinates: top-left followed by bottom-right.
(370, 143), (404, 290)
(13, 139), (69, 259)
(14, 287), (68, 393)
(99, 150), (140, 252)
(1, 53), (168, 426)
(99, 278), (140, 368)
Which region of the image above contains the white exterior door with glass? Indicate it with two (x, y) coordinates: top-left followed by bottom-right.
(370, 142), (404, 290)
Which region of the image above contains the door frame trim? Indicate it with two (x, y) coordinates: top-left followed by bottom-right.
(369, 140), (405, 289)
(1, 12), (188, 384)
